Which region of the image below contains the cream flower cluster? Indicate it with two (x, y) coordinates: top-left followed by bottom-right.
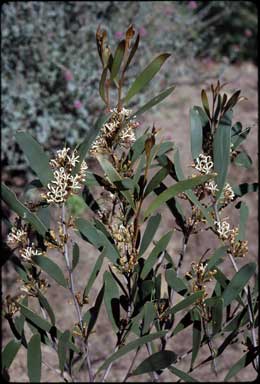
(20, 243), (43, 261)
(44, 147), (87, 204)
(7, 227), (27, 245)
(90, 108), (138, 155)
(214, 220), (231, 239)
(194, 154), (214, 174)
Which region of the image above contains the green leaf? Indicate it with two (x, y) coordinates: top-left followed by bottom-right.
(142, 302), (156, 335)
(74, 112), (111, 174)
(124, 33), (140, 72)
(139, 213), (161, 256)
(238, 202), (249, 241)
(111, 40), (125, 80)
(125, 53), (171, 103)
(213, 110), (233, 200)
(144, 174), (214, 219)
(32, 255), (68, 288)
(168, 365), (198, 382)
(132, 350), (177, 376)
(99, 67), (108, 103)
(212, 297), (223, 335)
(58, 330), (70, 373)
(167, 291), (204, 315)
(190, 106), (203, 160)
(224, 350), (258, 381)
(141, 231), (172, 280)
(206, 246), (228, 271)
(38, 291), (56, 326)
(66, 195), (87, 216)
(191, 308), (202, 369)
(201, 89), (210, 119)
(85, 284), (105, 337)
(72, 243), (80, 271)
(96, 331), (167, 374)
(27, 334), (41, 382)
(19, 303), (52, 332)
(37, 206), (50, 229)
(83, 250), (105, 298)
(234, 151), (252, 169)
(171, 310), (193, 336)
(1, 183), (48, 237)
(222, 262), (256, 307)
(96, 155), (135, 210)
(16, 131), (53, 187)
(131, 86), (175, 118)
(231, 125), (251, 150)
(144, 167), (169, 197)
(76, 218), (119, 264)
(165, 269), (188, 296)
(2, 339), (21, 369)
(104, 271), (120, 331)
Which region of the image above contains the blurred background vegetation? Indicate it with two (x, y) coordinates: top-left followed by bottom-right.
(1, 1), (257, 182)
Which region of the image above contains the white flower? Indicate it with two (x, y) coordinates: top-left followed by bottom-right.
(20, 245), (42, 261)
(223, 183), (235, 202)
(205, 180), (219, 194)
(195, 154), (214, 174)
(214, 220), (231, 239)
(7, 228), (27, 245)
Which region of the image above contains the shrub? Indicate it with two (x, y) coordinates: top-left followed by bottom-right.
(2, 24), (258, 382)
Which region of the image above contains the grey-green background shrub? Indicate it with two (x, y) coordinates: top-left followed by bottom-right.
(1, 1), (257, 175)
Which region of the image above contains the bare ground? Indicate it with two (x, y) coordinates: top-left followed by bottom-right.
(2, 61), (258, 382)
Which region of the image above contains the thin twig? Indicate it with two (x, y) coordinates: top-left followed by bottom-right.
(122, 346), (141, 382)
(213, 202), (259, 371)
(61, 204), (94, 382)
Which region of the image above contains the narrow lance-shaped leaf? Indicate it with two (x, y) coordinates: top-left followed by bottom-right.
(190, 106), (203, 160)
(72, 243), (80, 271)
(104, 271), (120, 331)
(142, 302), (156, 335)
(96, 331), (167, 374)
(131, 350), (177, 376)
(130, 85), (175, 119)
(27, 334), (41, 383)
(144, 166), (169, 197)
(212, 297), (223, 335)
(167, 291), (205, 316)
(213, 110), (233, 200)
(139, 213), (161, 256)
(38, 291), (56, 325)
(125, 53), (171, 103)
(144, 174), (214, 219)
(201, 89), (210, 119)
(191, 308), (202, 369)
(165, 269), (188, 296)
(1, 183), (48, 237)
(168, 365), (198, 382)
(32, 255), (68, 288)
(234, 151), (252, 169)
(237, 202), (249, 241)
(224, 349), (258, 382)
(83, 250), (105, 298)
(15, 131), (53, 186)
(206, 246), (228, 271)
(99, 67), (108, 104)
(111, 40), (125, 80)
(222, 262), (256, 307)
(2, 339), (21, 369)
(124, 33), (140, 72)
(58, 330), (70, 374)
(141, 231), (173, 280)
(76, 218), (119, 264)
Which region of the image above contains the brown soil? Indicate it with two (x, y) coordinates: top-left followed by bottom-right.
(2, 61), (258, 382)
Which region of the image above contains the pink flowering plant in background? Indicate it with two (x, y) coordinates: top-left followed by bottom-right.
(1, 23), (259, 383)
